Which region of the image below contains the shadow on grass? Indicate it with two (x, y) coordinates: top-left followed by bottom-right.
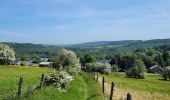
(158, 79), (170, 81)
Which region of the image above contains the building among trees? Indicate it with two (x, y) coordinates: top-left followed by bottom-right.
(149, 65), (162, 73)
(39, 62), (53, 67)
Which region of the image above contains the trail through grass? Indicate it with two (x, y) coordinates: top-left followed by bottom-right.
(98, 72), (170, 100)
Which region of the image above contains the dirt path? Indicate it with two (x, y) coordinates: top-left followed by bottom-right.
(98, 77), (170, 100)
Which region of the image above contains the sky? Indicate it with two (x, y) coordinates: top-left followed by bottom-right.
(0, 0), (170, 44)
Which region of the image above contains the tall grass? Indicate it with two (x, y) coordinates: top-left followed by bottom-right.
(0, 65), (53, 99)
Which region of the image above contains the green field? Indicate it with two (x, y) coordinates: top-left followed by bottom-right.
(1, 65), (170, 100)
(0, 66), (102, 100)
(99, 72), (170, 100)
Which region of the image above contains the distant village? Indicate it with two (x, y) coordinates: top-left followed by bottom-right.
(15, 57), (162, 74)
(16, 58), (53, 67)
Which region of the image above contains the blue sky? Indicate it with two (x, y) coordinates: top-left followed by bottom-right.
(0, 0), (170, 44)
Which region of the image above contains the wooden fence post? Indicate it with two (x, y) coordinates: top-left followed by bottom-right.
(110, 81), (114, 100)
(102, 77), (105, 93)
(40, 74), (45, 89)
(127, 93), (132, 100)
(17, 77), (23, 97)
(93, 73), (95, 80)
(96, 73), (98, 82)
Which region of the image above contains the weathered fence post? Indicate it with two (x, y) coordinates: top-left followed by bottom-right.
(17, 77), (23, 97)
(40, 74), (45, 89)
(93, 73), (96, 80)
(127, 93), (132, 100)
(102, 77), (105, 93)
(96, 73), (98, 82)
(110, 81), (114, 100)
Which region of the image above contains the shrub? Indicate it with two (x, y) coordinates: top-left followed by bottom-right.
(67, 66), (81, 77)
(161, 66), (170, 80)
(83, 63), (96, 72)
(126, 67), (145, 79)
(83, 62), (111, 74)
(99, 63), (112, 74)
(126, 59), (146, 79)
(111, 64), (120, 72)
(44, 71), (74, 92)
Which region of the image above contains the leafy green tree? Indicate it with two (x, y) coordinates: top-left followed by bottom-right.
(126, 59), (146, 79)
(162, 51), (170, 66)
(111, 64), (120, 72)
(143, 57), (157, 69)
(161, 66), (170, 80)
(81, 54), (96, 66)
(155, 54), (165, 68)
(20, 56), (28, 61)
(0, 44), (15, 64)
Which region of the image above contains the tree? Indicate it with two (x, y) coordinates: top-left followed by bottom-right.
(52, 49), (81, 76)
(162, 51), (170, 66)
(161, 66), (170, 80)
(126, 59), (146, 79)
(20, 56), (28, 61)
(0, 44), (15, 64)
(111, 64), (120, 72)
(81, 54), (96, 66)
(155, 54), (165, 68)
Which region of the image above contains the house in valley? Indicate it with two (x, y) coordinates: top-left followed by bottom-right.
(149, 65), (162, 73)
(39, 62), (53, 67)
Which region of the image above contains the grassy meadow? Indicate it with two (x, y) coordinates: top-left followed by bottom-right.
(98, 72), (170, 100)
(0, 65), (53, 99)
(0, 65), (102, 100)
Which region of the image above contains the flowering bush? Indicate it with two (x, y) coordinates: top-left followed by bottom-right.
(0, 44), (15, 64)
(44, 71), (74, 92)
(83, 62), (112, 74)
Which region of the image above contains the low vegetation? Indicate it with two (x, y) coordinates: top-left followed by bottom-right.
(0, 65), (102, 100)
(99, 72), (170, 100)
(0, 65), (53, 99)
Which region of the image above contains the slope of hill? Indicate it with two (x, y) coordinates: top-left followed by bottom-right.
(1, 38), (170, 58)
(71, 40), (141, 48)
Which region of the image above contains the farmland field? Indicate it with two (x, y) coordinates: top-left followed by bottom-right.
(98, 72), (170, 100)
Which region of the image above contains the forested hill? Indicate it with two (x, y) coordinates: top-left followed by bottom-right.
(1, 38), (170, 58)
(1, 42), (61, 58)
(70, 40), (142, 48)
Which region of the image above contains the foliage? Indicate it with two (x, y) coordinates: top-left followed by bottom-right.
(80, 54), (96, 66)
(53, 49), (80, 68)
(126, 59), (146, 79)
(44, 71), (74, 92)
(0, 44), (15, 64)
(161, 66), (170, 80)
(83, 62), (111, 74)
(111, 64), (120, 72)
(52, 49), (81, 75)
